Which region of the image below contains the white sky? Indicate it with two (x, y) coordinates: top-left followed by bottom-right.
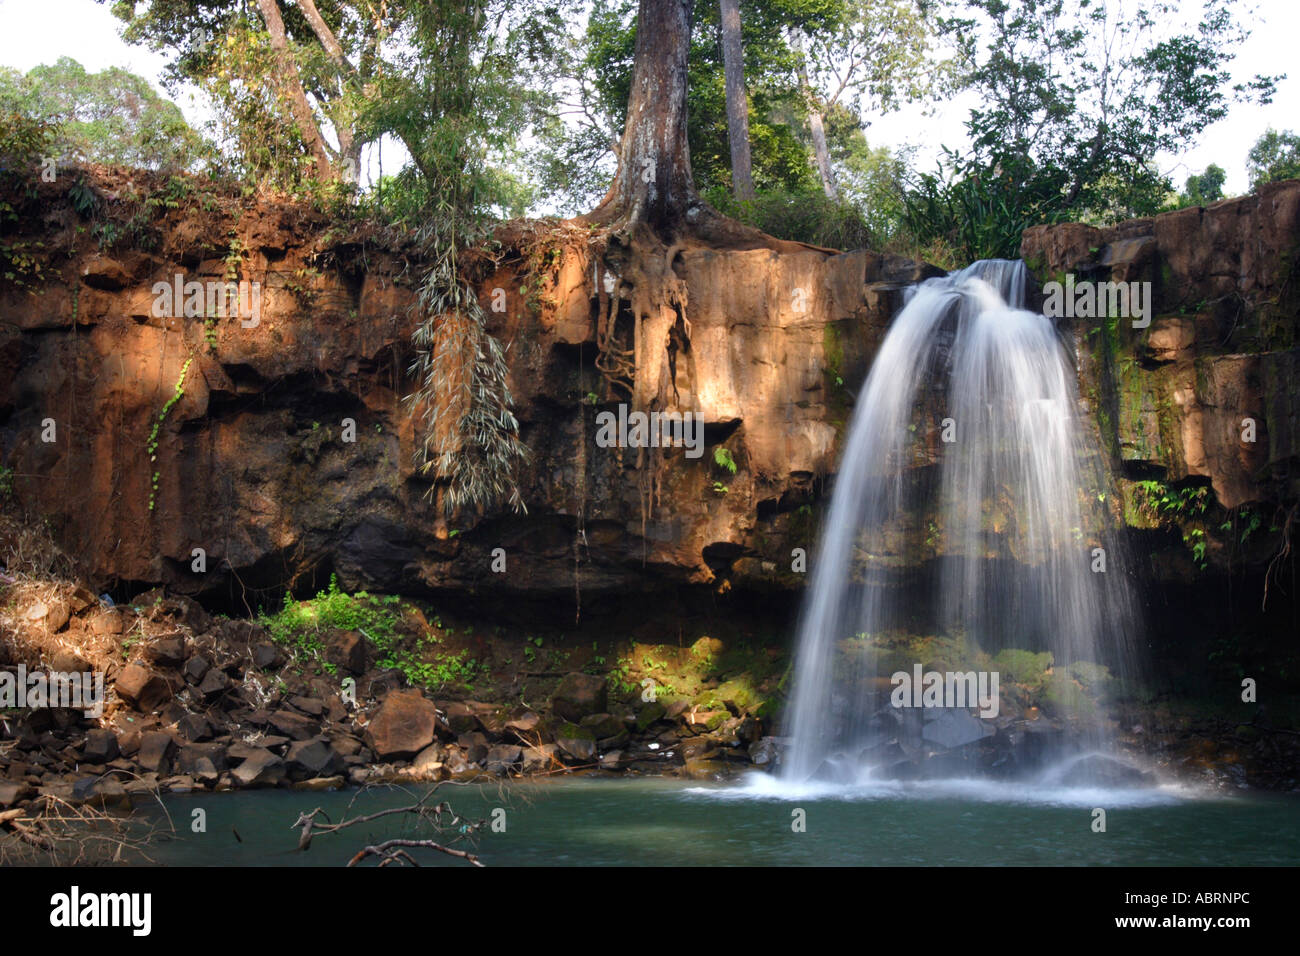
(1, 0), (1296, 198)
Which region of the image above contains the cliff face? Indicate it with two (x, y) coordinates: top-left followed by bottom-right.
(1023, 179), (1300, 516)
(0, 167), (941, 611)
(2, 168), (1297, 622)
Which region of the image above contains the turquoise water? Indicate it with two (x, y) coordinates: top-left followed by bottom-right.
(141, 773), (1300, 866)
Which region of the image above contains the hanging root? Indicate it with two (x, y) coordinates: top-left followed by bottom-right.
(1262, 502), (1297, 611)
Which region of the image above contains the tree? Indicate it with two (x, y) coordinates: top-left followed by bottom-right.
(903, 0), (1282, 260)
(537, 0), (833, 212)
(719, 0), (756, 200)
(944, 0), (1279, 220)
(0, 57), (209, 171)
(109, 0), (566, 189)
(795, 0), (952, 200)
(1180, 163), (1226, 207)
(1247, 129), (1300, 188)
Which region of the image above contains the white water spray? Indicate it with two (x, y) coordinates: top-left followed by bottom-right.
(782, 260), (1136, 782)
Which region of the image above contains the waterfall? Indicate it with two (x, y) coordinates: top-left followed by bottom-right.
(782, 260), (1138, 783)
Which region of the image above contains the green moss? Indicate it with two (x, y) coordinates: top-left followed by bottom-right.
(990, 648), (1054, 689)
(1063, 660), (1113, 692)
(1042, 673), (1096, 717)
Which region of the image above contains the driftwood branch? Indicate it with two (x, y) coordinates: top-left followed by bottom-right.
(291, 781), (488, 865)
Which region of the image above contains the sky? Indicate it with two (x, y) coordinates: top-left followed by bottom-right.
(1, 0), (1296, 199)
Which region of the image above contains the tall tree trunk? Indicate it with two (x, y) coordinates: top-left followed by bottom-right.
(719, 0), (755, 201)
(792, 32), (837, 200)
(256, 0), (335, 180)
(596, 0), (697, 231)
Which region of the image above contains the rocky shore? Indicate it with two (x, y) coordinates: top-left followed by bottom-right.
(3, 576), (1297, 822)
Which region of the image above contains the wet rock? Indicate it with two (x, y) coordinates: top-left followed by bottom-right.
(115, 664), (172, 713)
(522, 744), (559, 773)
(231, 748), (285, 787)
(364, 689), (440, 760)
(555, 723), (597, 762)
(485, 744), (522, 775)
(413, 743), (444, 777)
(136, 731), (174, 774)
(289, 695), (325, 717)
(748, 737), (779, 768)
(551, 673), (607, 723)
(0, 781), (32, 805)
(580, 713), (624, 739)
(683, 757), (732, 781)
(921, 710), (993, 750)
(634, 701), (666, 730)
(598, 730), (630, 752)
(505, 710), (541, 738)
(284, 738), (339, 779)
(292, 776), (345, 791)
(1058, 754), (1157, 787)
(457, 732), (489, 764)
(599, 750), (623, 770)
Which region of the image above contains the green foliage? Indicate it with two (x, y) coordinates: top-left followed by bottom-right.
(259, 574), (400, 657)
(901, 148), (1071, 261)
(147, 357), (192, 512)
(0, 57), (209, 171)
(1247, 128), (1300, 188)
(921, 0), (1279, 251)
(1134, 480), (1212, 519)
(713, 447), (737, 474)
(0, 465), (13, 498)
(257, 575), (484, 690)
(990, 648), (1054, 689)
(705, 183), (873, 250)
(1177, 163), (1227, 208)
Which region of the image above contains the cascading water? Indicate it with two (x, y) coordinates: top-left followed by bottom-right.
(782, 260), (1138, 784)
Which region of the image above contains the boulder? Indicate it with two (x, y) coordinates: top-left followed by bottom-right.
(413, 743), (444, 777)
(268, 711), (319, 741)
(146, 634), (188, 668)
(284, 738), (339, 779)
(441, 701), (480, 735)
(82, 728), (120, 763)
(115, 664), (172, 713)
(182, 656), (210, 683)
(174, 713), (212, 742)
(364, 690), (440, 760)
(252, 644), (285, 669)
(136, 731), (174, 774)
(580, 713), (624, 739)
(921, 710), (992, 750)
(324, 630), (370, 675)
(485, 744), (522, 775)
(231, 748), (286, 787)
(521, 744), (559, 773)
(197, 668), (230, 698)
(555, 723), (597, 762)
(551, 673), (608, 723)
